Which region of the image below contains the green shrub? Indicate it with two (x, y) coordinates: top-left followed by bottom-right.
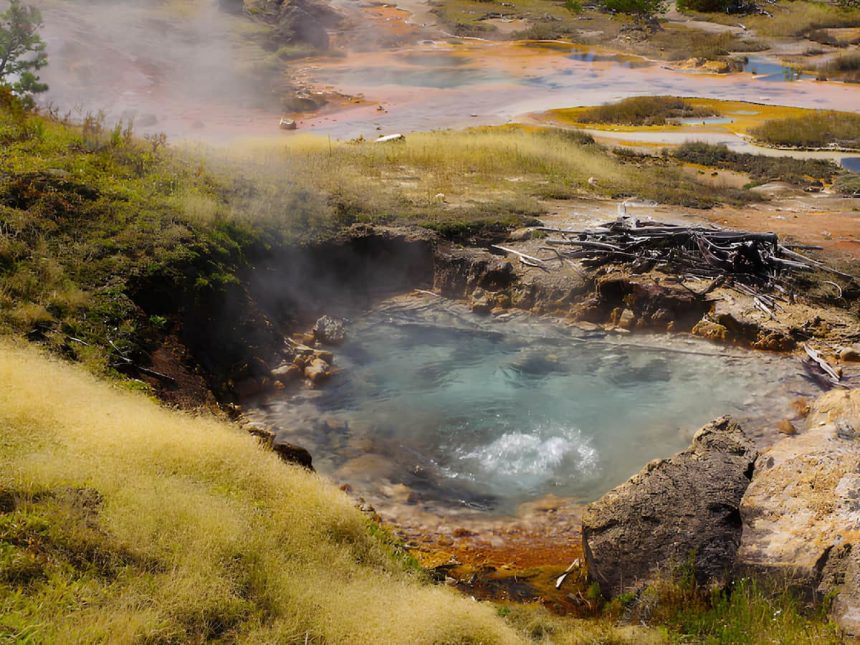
(818, 51), (860, 82)
(578, 96), (716, 126)
(750, 112), (860, 149)
(673, 141), (840, 185)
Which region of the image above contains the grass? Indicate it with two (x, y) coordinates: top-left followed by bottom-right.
(0, 340), (528, 643)
(672, 141), (841, 185)
(646, 27), (766, 61)
(818, 50), (860, 82)
(685, 1), (860, 37)
(642, 577), (843, 644)
(575, 96), (715, 126)
(203, 125), (753, 228)
(750, 112), (860, 149)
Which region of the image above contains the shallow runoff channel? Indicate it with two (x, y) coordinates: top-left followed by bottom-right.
(249, 294), (818, 519)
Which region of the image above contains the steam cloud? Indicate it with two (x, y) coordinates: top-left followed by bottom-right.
(30, 0), (281, 139)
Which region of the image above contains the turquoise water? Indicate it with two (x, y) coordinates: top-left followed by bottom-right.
(252, 298), (815, 516)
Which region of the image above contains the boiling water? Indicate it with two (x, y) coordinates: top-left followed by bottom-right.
(251, 297), (816, 516)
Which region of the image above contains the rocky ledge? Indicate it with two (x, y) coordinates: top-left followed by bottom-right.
(737, 388), (860, 636)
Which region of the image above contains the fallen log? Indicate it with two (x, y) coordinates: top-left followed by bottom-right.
(803, 344), (842, 384)
(491, 245), (549, 270)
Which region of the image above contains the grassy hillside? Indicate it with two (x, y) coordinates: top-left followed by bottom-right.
(0, 340), (676, 643)
(0, 340), (522, 642)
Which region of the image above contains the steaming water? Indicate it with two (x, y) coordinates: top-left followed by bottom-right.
(251, 297), (817, 517)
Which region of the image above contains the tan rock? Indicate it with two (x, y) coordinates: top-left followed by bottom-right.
(272, 363), (302, 384)
(304, 358), (331, 384)
(692, 319), (729, 342)
(777, 419), (797, 435)
(337, 453), (397, 481)
(737, 389), (860, 635)
(702, 60), (730, 74)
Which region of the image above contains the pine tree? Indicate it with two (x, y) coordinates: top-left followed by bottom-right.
(0, 0), (48, 107)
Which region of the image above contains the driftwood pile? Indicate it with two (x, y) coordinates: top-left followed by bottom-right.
(528, 216), (853, 286)
(493, 216), (858, 390)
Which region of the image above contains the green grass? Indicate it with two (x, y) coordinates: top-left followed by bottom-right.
(672, 141), (841, 185)
(663, 579), (842, 644)
(749, 112), (860, 149)
(576, 96), (716, 126)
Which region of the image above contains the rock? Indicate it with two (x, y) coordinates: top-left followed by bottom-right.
(279, 117), (297, 130)
(276, 0), (336, 50)
(841, 346), (860, 362)
(692, 319), (729, 343)
(271, 363), (302, 384)
(470, 293), (493, 314)
(737, 389), (860, 635)
(616, 308), (636, 330)
(243, 420), (276, 445)
(304, 358), (331, 384)
(582, 417), (757, 598)
(313, 315), (346, 345)
(337, 453), (397, 480)
(508, 227), (536, 242)
(702, 60), (730, 74)
(272, 441), (314, 470)
(777, 419), (797, 435)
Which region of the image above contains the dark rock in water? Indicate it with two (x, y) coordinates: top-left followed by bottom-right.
(313, 315), (346, 345)
(273, 441), (314, 471)
(582, 416), (757, 598)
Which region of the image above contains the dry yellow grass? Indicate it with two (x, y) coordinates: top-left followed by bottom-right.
(0, 340), (527, 643)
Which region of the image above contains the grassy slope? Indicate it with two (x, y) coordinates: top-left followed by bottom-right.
(0, 340), (676, 644)
(0, 340), (524, 643)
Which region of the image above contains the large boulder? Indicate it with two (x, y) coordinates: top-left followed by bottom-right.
(737, 389), (860, 635)
(582, 417), (757, 598)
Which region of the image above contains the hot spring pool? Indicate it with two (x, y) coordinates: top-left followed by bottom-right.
(250, 296), (815, 517)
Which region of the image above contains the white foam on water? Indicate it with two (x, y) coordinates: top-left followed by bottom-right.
(453, 425), (598, 492)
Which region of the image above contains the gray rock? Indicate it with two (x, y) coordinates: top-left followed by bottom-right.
(313, 315), (346, 345)
(582, 416), (757, 598)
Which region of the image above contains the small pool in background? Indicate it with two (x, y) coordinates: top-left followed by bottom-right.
(841, 157), (860, 173)
(742, 56), (811, 82)
(673, 116), (735, 125)
(250, 296), (817, 517)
